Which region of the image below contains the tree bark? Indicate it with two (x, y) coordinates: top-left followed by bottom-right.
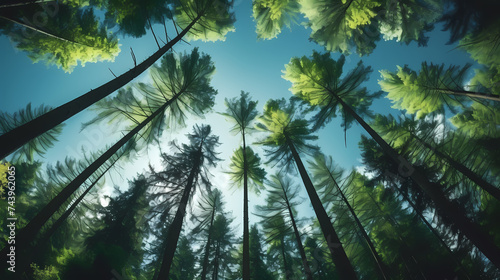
(332, 92), (500, 269)
(285, 134), (358, 280)
(438, 89), (500, 102)
(0, 13), (202, 160)
(156, 147), (202, 279)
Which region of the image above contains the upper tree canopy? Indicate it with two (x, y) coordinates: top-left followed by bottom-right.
(379, 62), (471, 118)
(252, 0), (300, 40)
(256, 98), (318, 170)
(1, 5), (120, 73)
(174, 0), (236, 42)
(283, 51), (380, 131)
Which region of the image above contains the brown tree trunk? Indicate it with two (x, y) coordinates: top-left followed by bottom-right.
(285, 134), (358, 280)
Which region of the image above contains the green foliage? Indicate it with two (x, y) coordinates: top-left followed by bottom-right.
(283, 51), (380, 131)
(85, 48), (217, 147)
(0, 104), (64, 162)
(256, 98), (318, 170)
(174, 0), (236, 42)
(221, 91), (259, 135)
(98, 0), (172, 37)
(30, 263), (60, 280)
(3, 5), (120, 73)
(379, 62), (470, 118)
(252, 0), (300, 40)
(450, 102), (500, 139)
(299, 0), (381, 55)
(249, 225), (276, 280)
(227, 146), (266, 192)
(170, 236), (197, 280)
(378, 0), (442, 45)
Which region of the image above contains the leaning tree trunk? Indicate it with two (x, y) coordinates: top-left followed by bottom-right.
(437, 88), (500, 102)
(285, 134), (358, 280)
(414, 134), (500, 201)
(201, 202), (217, 280)
(281, 183), (313, 280)
(0, 13), (203, 160)
(242, 130), (250, 280)
(328, 173), (391, 280)
(332, 92), (500, 269)
(155, 146), (202, 280)
(0, 91), (183, 259)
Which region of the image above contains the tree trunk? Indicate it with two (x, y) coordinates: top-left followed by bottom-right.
(0, 91), (182, 258)
(0, 13), (203, 160)
(333, 92), (500, 269)
(242, 131), (250, 280)
(328, 172), (391, 280)
(212, 240), (220, 280)
(0, 0), (52, 8)
(281, 183), (314, 280)
(285, 134), (358, 280)
(156, 148), (202, 279)
(201, 202), (217, 280)
(438, 89), (500, 102)
(415, 134), (500, 201)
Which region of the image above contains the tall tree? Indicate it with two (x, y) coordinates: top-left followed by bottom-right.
(309, 153), (391, 280)
(191, 188), (224, 280)
(0, 48), (217, 261)
(255, 174), (313, 280)
(283, 50), (500, 268)
(150, 124), (221, 279)
(0, 0), (235, 160)
(249, 225), (275, 280)
(256, 98), (358, 279)
(221, 91), (266, 280)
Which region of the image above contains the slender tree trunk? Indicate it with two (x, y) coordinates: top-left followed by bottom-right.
(281, 183), (314, 280)
(0, 13), (203, 160)
(201, 203), (217, 280)
(437, 88), (500, 102)
(241, 131), (250, 280)
(156, 148), (202, 280)
(212, 241), (220, 280)
(332, 92), (500, 269)
(328, 173), (391, 280)
(415, 135), (500, 201)
(0, 91), (183, 258)
(284, 134), (358, 280)
(0, 0), (52, 8)
(280, 236), (292, 280)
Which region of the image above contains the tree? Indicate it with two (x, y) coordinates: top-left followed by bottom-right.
(221, 91), (266, 280)
(451, 101), (500, 139)
(309, 153), (391, 280)
(284, 50), (500, 269)
(0, 0), (235, 160)
(0, 5), (120, 72)
(0, 104), (64, 162)
(255, 174), (313, 280)
(256, 98), (358, 279)
(150, 124), (221, 279)
(191, 188), (224, 280)
(208, 213), (236, 280)
(252, 0), (300, 40)
(379, 62), (500, 119)
(0, 48), (217, 262)
(170, 235), (197, 280)
(249, 225), (275, 280)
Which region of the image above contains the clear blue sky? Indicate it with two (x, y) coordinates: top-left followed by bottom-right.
(0, 1), (478, 234)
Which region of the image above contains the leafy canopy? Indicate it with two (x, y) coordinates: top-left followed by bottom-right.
(283, 51), (380, 130)
(252, 0), (300, 40)
(379, 62), (470, 118)
(256, 98), (318, 171)
(174, 0), (236, 42)
(226, 146), (266, 193)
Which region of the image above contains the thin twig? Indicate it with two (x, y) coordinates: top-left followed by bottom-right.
(108, 68), (117, 78)
(130, 47), (136, 67)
